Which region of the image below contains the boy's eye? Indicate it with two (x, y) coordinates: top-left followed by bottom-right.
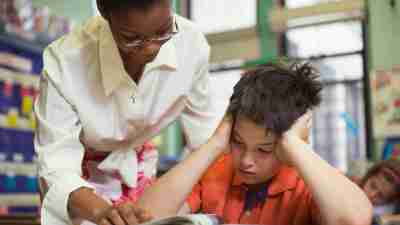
(258, 148), (273, 154)
(370, 181), (377, 190)
(232, 140), (241, 145)
(231, 139), (244, 148)
(231, 137), (238, 143)
(232, 139), (243, 144)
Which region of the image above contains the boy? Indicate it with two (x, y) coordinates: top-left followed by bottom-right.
(177, 62), (373, 225)
(355, 159), (400, 224)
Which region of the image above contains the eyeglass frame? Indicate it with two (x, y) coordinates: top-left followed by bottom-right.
(110, 15), (179, 51)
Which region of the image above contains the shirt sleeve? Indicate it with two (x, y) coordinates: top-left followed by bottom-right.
(180, 40), (226, 150)
(34, 47), (93, 223)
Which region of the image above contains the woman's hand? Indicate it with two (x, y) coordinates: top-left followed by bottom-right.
(93, 201), (153, 225)
(68, 187), (153, 225)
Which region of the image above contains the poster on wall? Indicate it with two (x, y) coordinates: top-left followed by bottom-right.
(370, 65), (400, 138)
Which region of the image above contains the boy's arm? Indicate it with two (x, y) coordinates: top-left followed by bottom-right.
(277, 113), (373, 225)
(136, 117), (232, 219)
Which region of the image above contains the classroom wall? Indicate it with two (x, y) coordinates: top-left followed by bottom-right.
(367, 0), (400, 159)
(368, 0), (400, 71)
(31, 0), (94, 24)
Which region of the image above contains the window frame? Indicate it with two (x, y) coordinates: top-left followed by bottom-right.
(185, 0), (280, 66)
(281, 0), (373, 160)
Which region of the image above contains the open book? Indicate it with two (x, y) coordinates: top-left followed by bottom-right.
(140, 214), (222, 225)
(80, 214), (224, 225)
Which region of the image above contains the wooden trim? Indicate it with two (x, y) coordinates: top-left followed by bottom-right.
(270, 0), (365, 32)
(205, 27), (258, 45)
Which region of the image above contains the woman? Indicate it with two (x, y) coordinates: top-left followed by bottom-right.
(34, 0), (227, 224)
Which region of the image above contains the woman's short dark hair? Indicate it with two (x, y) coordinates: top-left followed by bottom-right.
(227, 61), (322, 136)
(97, 0), (162, 12)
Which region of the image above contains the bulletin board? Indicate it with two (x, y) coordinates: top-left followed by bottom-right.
(370, 65), (400, 138)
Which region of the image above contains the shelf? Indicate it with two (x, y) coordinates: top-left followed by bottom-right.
(0, 33), (47, 55)
(0, 163), (37, 176)
(0, 67), (39, 86)
(0, 114), (35, 132)
(0, 194), (39, 207)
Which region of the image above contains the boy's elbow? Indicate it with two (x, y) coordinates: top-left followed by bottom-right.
(357, 199), (374, 225)
(342, 216), (372, 225)
(339, 202), (373, 225)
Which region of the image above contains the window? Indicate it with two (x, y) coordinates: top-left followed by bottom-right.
(286, 0), (342, 8)
(190, 0), (257, 34)
(312, 54), (364, 81)
(188, 0), (256, 111)
(286, 21), (363, 58)
(312, 81), (366, 170)
(210, 70), (242, 104)
(284, 1), (368, 171)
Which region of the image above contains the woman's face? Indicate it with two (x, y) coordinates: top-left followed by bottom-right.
(107, 0), (173, 66)
(363, 172), (397, 206)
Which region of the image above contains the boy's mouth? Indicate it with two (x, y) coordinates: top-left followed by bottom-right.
(239, 169), (256, 175)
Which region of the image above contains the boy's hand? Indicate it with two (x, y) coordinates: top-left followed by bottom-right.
(284, 111), (312, 141)
(276, 111), (312, 165)
(209, 114), (233, 152)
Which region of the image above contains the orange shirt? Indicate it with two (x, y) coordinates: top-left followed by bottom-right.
(187, 154), (321, 225)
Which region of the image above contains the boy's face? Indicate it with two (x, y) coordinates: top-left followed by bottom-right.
(363, 172), (397, 206)
(231, 117), (282, 185)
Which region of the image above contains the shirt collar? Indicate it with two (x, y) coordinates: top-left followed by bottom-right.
(232, 166), (299, 196)
(98, 18), (178, 96)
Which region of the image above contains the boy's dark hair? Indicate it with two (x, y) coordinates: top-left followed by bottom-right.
(227, 61), (322, 136)
(97, 0), (162, 12)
